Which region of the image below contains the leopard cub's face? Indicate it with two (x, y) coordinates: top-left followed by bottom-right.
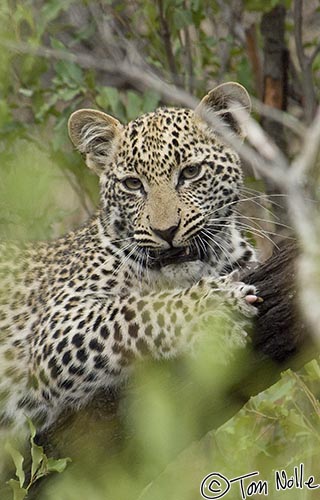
(108, 108), (242, 267)
(68, 83), (252, 282)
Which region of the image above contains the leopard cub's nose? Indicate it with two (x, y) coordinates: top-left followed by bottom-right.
(151, 221), (180, 244)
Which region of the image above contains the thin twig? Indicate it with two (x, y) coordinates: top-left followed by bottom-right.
(157, 0), (179, 86)
(293, 0), (318, 123)
(182, 1), (194, 92)
(293, 0), (305, 72)
(310, 42), (320, 66)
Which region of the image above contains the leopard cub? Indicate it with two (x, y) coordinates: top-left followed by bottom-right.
(0, 82), (258, 432)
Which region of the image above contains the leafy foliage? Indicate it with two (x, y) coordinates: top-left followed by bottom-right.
(5, 419), (70, 500)
(8, 355), (317, 500)
(138, 359), (320, 500)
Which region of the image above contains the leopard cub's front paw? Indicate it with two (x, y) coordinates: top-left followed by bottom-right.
(212, 274), (260, 317)
(229, 281), (259, 317)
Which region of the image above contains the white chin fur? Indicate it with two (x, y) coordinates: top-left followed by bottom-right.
(159, 260), (214, 288)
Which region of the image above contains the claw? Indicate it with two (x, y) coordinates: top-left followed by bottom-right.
(245, 295), (263, 304)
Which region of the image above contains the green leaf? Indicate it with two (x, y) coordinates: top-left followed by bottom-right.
(57, 87), (80, 101)
(142, 90), (161, 113)
(37, 0), (70, 37)
(50, 37), (66, 51)
(305, 359), (320, 380)
(172, 9), (193, 30)
(42, 0), (67, 23)
(35, 93), (59, 121)
(96, 86), (120, 115)
(27, 417), (37, 440)
(18, 88), (34, 97)
(54, 60), (83, 86)
(5, 442), (25, 488)
(126, 91), (143, 120)
(6, 479), (28, 500)
(27, 417), (45, 478)
(46, 457), (72, 473)
(31, 441), (45, 479)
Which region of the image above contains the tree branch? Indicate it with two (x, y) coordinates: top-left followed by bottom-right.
(251, 97), (306, 137)
(245, 242), (314, 364)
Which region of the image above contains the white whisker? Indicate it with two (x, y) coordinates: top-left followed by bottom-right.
(232, 211), (293, 232)
(112, 242), (139, 277)
(201, 228), (233, 268)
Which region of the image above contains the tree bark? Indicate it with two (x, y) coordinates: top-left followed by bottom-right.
(260, 6), (289, 224)
(247, 241), (314, 364)
(261, 5), (288, 149)
(245, 24), (263, 99)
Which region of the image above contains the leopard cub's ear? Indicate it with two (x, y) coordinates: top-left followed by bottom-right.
(195, 82), (251, 140)
(68, 109), (123, 176)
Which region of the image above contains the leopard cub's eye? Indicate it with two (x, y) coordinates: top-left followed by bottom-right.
(122, 177), (143, 191)
(180, 164), (202, 181)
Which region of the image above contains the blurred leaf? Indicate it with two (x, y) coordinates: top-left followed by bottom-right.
(305, 359), (320, 380)
(58, 87), (80, 101)
(172, 8), (193, 30)
(5, 442), (25, 488)
(126, 91), (143, 120)
(28, 417), (37, 440)
(142, 90), (161, 113)
(46, 457), (71, 473)
(18, 88), (34, 97)
(54, 60), (84, 86)
(50, 36), (66, 50)
(6, 480), (28, 500)
(39, 0), (72, 36)
(96, 86), (121, 115)
(28, 418), (46, 479)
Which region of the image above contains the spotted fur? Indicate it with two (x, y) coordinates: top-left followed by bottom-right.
(0, 82), (257, 432)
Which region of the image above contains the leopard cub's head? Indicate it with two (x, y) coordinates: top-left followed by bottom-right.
(68, 83), (251, 276)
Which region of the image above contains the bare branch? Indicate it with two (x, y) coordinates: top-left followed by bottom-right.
(251, 97), (306, 137)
